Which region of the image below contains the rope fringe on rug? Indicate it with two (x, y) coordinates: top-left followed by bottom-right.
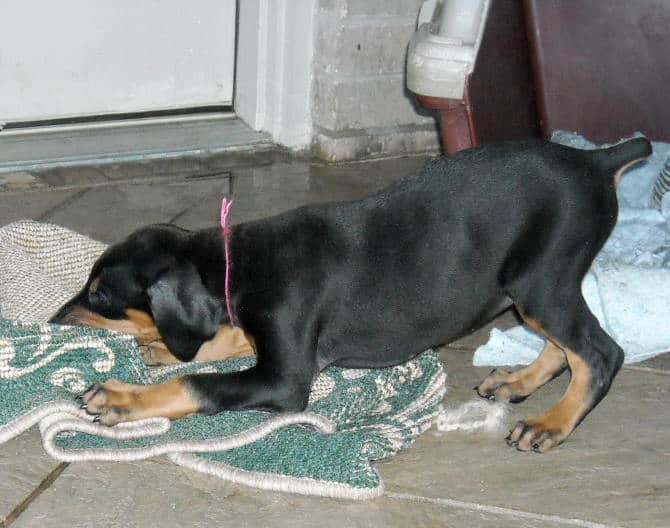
(433, 399), (509, 433)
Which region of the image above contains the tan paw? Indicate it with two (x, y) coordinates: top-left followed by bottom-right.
(79, 377), (198, 426)
(80, 379), (145, 426)
(505, 419), (568, 453)
(140, 341), (180, 366)
(475, 368), (528, 403)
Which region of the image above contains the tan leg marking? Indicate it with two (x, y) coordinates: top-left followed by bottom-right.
(192, 326), (256, 361)
(140, 325), (256, 366)
(486, 306), (594, 452)
(139, 341), (181, 366)
(81, 378), (199, 426)
(515, 310), (547, 339)
(476, 340), (566, 402)
(477, 307), (567, 402)
(507, 349), (592, 452)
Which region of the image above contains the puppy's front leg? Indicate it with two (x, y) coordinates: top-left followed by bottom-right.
(82, 322), (317, 425)
(82, 364), (312, 425)
(81, 378), (198, 425)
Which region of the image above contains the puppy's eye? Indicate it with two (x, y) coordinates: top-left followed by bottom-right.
(89, 277), (101, 294)
(89, 287), (110, 306)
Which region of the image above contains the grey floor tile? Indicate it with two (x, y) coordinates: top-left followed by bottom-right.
(380, 351), (670, 528)
(227, 156), (430, 225)
(43, 177), (230, 243)
(37, 166), (109, 188)
(2, 153), (669, 528)
(631, 351), (670, 372)
(0, 171), (42, 190)
(89, 148), (280, 184)
(9, 459), (580, 528)
(0, 189), (81, 225)
(0, 429), (63, 519)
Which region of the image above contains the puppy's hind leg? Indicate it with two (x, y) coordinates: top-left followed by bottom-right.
(504, 293), (623, 452)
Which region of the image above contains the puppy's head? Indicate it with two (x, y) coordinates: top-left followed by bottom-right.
(50, 224), (225, 362)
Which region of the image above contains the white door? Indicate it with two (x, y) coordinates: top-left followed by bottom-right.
(0, 0), (236, 123)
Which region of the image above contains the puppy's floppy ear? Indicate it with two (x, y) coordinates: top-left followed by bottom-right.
(147, 262), (223, 362)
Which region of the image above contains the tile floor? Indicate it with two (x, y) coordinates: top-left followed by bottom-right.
(0, 150), (668, 527)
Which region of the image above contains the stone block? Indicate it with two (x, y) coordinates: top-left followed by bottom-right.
(314, 18), (417, 76)
(313, 124), (440, 162)
(313, 73), (435, 131)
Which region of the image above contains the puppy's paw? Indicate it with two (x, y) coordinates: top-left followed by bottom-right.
(140, 341), (180, 366)
(475, 368), (528, 403)
(80, 379), (144, 426)
(505, 419), (567, 453)
(80, 377), (198, 425)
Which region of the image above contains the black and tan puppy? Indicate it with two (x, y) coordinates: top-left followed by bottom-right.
(51, 138), (651, 452)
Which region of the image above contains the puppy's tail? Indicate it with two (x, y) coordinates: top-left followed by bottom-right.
(589, 137), (652, 186)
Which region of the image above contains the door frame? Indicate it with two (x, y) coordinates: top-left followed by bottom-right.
(235, 0), (316, 150)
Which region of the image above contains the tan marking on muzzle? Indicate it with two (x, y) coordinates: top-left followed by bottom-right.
(64, 307), (256, 365)
(62, 307), (160, 345)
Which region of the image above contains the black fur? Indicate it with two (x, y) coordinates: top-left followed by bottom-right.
(51, 139), (651, 424)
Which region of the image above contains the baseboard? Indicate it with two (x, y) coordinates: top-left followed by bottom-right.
(312, 124), (441, 162)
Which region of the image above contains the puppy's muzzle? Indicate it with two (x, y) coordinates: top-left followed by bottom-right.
(49, 304), (97, 326)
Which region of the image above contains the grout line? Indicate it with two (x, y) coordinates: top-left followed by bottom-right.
(167, 173), (232, 225)
(385, 491), (617, 528)
(1, 463), (69, 528)
(167, 207), (192, 225)
(36, 189), (89, 222)
(622, 364), (670, 376)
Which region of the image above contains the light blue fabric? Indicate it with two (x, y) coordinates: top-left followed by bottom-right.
(474, 132), (670, 366)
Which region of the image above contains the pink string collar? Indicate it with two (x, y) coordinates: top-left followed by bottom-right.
(220, 197), (236, 326)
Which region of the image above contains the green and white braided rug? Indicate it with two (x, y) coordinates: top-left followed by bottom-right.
(0, 220), (447, 499)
